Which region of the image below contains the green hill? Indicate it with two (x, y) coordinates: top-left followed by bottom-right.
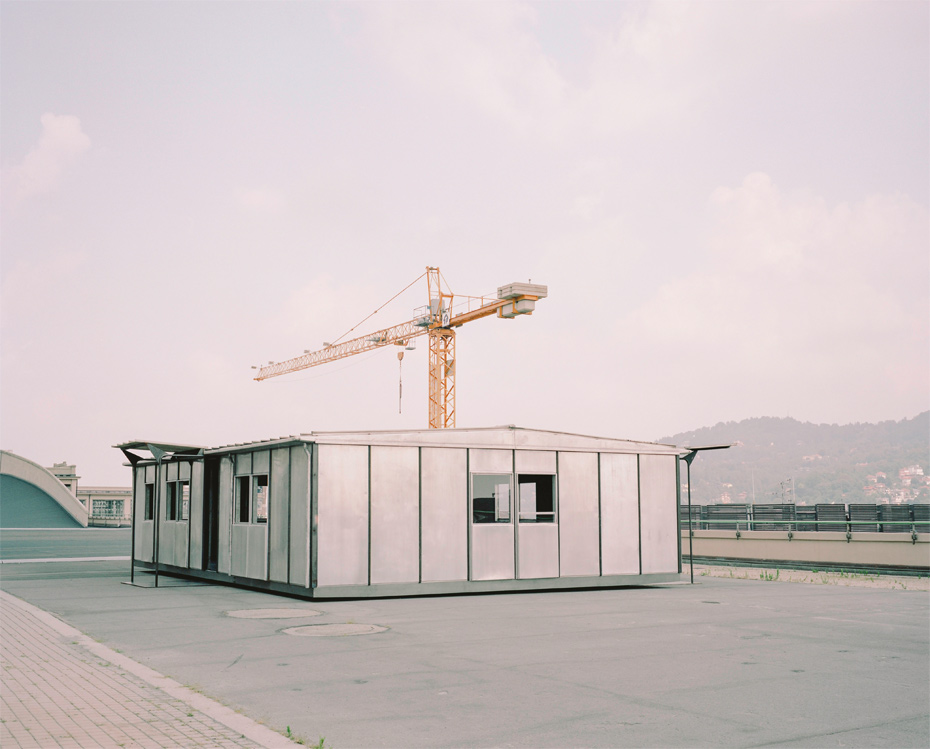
(659, 412), (930, 506)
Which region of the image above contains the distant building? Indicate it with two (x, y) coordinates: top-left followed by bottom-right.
(47, 460), (131, 526)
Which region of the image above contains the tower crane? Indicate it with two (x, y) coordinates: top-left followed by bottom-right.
(254, 267), (547, 428)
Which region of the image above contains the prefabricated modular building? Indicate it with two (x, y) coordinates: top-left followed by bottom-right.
(118, 427), (687, 598)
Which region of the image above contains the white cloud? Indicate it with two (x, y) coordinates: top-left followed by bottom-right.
(13, 113), (90, 200)
(364, 2), (565, 136)
(611, 173), (929, 428)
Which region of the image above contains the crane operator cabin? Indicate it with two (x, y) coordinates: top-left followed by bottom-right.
(117, 270), (689, 597)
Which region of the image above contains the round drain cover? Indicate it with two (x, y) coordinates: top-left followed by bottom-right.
(226, 608), (322, 619)
(282, 623), (388, 637)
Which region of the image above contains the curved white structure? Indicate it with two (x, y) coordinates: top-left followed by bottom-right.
(0, 450), (88, 527)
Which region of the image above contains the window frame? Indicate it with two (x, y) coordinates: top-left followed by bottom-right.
(165, 480), (190, 522)
(517, 473), (558, 524)
(470, 473), (514, 524)
(144, 483), (154, 521)
(235, 473), (269, 524)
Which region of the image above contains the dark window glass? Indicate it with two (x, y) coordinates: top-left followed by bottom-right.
(166, 481), (178, 521)
(236, 476), (251, 523)
(518, 475), (556, 523)
(144, 484), (154, 520)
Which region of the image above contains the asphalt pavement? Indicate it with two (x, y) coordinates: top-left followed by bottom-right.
(0, 527), (131, 560)
(1, 550), (927, 748)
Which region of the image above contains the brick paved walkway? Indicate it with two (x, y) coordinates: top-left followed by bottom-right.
(0, 591), (293, 748)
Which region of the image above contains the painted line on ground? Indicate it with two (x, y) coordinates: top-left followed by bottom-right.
(0, 590), (298, 749)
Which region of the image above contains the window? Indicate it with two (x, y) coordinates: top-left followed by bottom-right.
(472, 474), (512, 523)
(92, 499), (123, 518)
(253, 475), (268, 523)
(518, 475), (556, 523)
(166, 481), (178, 520)
(236, 476), (250, 523)
(166, 481), (190, 521)
(181, 481), (190, 521)
(236, 474), (268, 524)
(144, 484), (154, 520)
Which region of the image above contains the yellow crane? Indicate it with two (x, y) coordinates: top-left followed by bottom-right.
(254, 267), (547, 428)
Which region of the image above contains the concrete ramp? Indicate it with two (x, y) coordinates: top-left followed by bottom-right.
(0, 451), (88, 528)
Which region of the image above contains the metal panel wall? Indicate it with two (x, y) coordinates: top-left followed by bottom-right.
(517, 524), (559, 579)
(247, 524), (267, 579)
(217, 456), (233, 574)
(188, 461), (204, 569)
(231, 524), (268, 579)
(421, 448), (467, 582)
(252, 450), (270, 474)
(515, 450), (556, 474)
(470, 448), (515, 581)
(235, 453), (251, 475)
(470, 524), (515, 580)
(269, 448), (290, 583)
(558, 451), (600, 577)
(134, 466), (153, 562)
(288, 445), (310, 588)
(316, 444), (369, 587)
(599, 453), (640, 575)
(370, 446), (419, 584)
(166, 461), (178, 482)
(640, 454), (679, 574)
(231, 524), (248, 577)
(469, 449), (513, 474)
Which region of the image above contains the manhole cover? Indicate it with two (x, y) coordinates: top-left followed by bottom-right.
(226, 608), (322, 619)
(282, 623), (388, 637)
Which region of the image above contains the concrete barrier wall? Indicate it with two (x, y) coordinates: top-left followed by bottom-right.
(681, 530), (930, 569)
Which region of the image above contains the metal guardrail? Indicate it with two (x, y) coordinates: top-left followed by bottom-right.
(681, 503), (928, 536)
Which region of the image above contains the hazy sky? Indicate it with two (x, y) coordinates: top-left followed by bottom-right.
(2, 1), (928, 484)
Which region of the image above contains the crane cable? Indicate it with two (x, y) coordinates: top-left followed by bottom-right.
(330, 271), (427, 347)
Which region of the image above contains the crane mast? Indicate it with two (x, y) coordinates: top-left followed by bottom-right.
(255, 267), (546, 428)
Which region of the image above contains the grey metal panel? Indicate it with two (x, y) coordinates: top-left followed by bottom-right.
(235, 453), (251, 476)
(166, 461), (178, 482)
(369, 446), (419, 584)
(515, 450), (556, 474)
(252, 450), (270, 474)
(288, 445), (310, 588)
(179, 461), (192, 481)
(558, 451), (600, 577)
(470, 524), (515, 580)
(231, 524), (248, 577)
(600, 452), (640, 575)
(640, 454), (679, 574)
(247, 524), (267, 580)
(421, 448), (468, 582)
(316, 444), (369, 587)
(166, 522), (188, 568)
(517, 524), (559, 579)
(157, 464), (169, 563)
(144, 464), (155, 483)
(134, 467), (153, 562)
(189, 460), (204, 570)
(217, 456), (233, 574)
(269, 448), (290, 583)
(469, 448), (513, 474)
